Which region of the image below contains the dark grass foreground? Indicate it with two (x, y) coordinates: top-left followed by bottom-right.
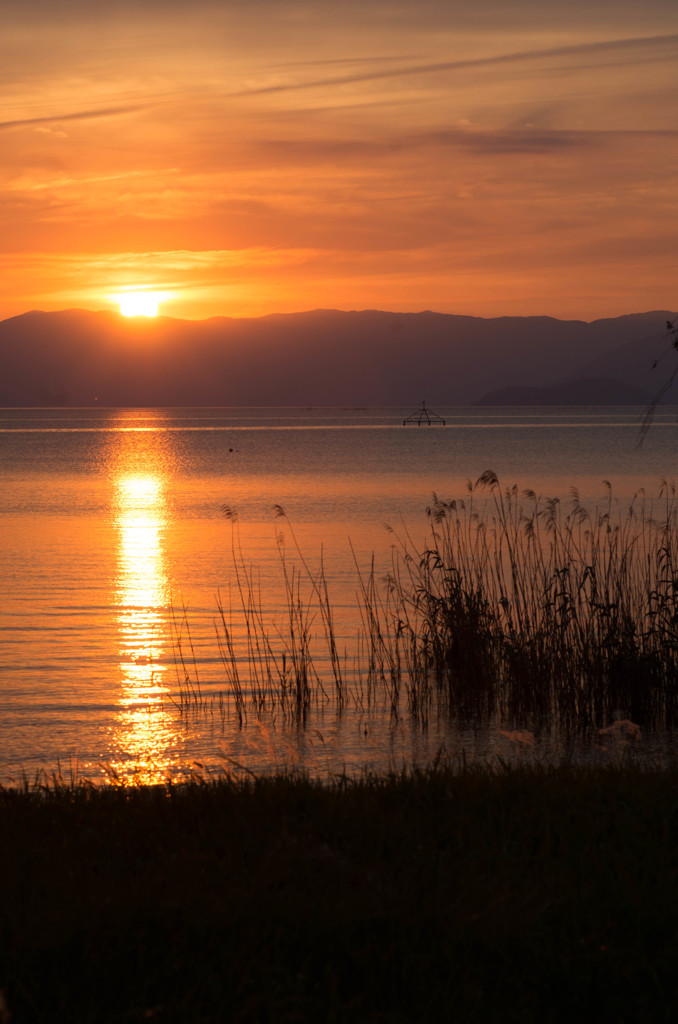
(3, 765), (678, 1022)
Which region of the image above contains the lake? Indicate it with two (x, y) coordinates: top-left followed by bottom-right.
(1, 405), (677, 784)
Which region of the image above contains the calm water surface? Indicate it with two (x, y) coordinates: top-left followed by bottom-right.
(1, 405), (677, 783)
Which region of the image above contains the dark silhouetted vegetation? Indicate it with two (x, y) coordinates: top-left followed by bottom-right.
(640, 313), (678, 439)
(3, 762), (678, 1022)
(178, 475), (678, 740)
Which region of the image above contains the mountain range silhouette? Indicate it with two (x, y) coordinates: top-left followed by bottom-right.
(1, 307), (674, 406)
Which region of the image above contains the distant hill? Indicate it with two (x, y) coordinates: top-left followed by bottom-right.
(474, 376), (654, 406)
(560, 319), (678, 401)
(0, 307), (673, 406)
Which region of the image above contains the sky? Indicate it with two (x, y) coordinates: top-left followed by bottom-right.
(1, 0), (676, 322)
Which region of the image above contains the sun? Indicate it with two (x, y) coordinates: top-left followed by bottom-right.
(118, 292), (160, 318)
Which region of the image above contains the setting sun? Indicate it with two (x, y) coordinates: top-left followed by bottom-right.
(118, 292), (161, 318)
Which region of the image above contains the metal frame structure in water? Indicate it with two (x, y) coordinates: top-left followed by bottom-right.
(403, 401), (446, 426)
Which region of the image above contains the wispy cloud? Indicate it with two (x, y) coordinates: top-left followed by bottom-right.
(423, 126), (678, 155)
(234, 34), (678, 96)
(8, 169), (179, 193)
(244, 124), (678, 163)
(0, 104), (148, 131)
(267, 55), (423, 70)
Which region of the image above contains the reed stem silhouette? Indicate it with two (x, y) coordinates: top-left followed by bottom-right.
(173, 476), (678, 735)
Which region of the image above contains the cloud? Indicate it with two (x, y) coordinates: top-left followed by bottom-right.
(33, 126), (67, 138)
(422, 126), (678, 155)
(229, 124), (678, 165)
(8, 169), (179, 193)
(232, 33), (678, 97)
(6, 0), (678, 31)
(0, 104), (148, 132)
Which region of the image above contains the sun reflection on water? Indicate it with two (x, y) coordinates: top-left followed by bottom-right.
(110, 472), (178, 783)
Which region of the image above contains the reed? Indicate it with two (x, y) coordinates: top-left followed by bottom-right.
(179, 475), (678, 735)
(396, 472), (678, 731)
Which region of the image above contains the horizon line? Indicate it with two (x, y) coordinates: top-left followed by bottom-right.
(3, 305), (677, 327)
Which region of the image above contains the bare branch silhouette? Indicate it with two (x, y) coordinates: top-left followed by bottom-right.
(638, 316), (678, 444)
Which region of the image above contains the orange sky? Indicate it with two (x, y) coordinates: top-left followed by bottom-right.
(1, 1), (677, 322)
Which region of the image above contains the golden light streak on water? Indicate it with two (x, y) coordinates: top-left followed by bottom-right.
(110, 472), (178, 783)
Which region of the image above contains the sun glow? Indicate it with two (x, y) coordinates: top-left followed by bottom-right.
(117, 291), (163, 318)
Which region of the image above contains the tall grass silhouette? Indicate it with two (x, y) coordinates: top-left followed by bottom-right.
(395, 471), (678, 730)
(178, 474), (678, 735)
